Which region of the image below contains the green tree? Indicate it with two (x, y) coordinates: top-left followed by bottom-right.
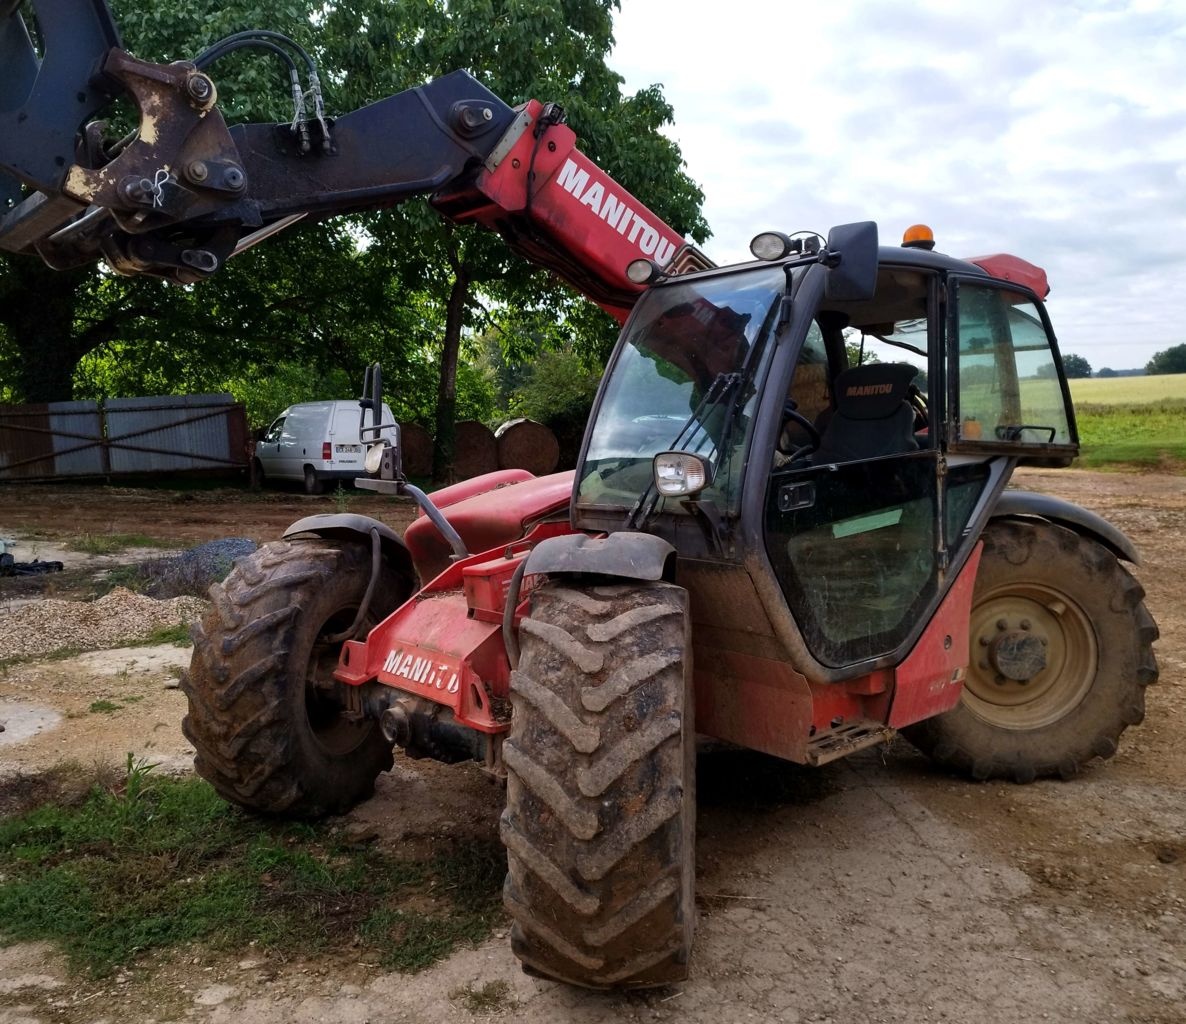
(2, 0), (709, 486)
(321, 0), (709, 479)
(1096, 366), (1118, 378)
(1146, 344), (1186, 376)
(513, 348), (603, 467)
(1062, 353), (1092, 379)
(1, 0), (419, 405)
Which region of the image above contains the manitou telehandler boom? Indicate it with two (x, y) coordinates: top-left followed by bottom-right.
(1, 0), (1158, 990)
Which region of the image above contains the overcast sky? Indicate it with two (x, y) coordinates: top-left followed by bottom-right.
(610, 0), (1186, 371)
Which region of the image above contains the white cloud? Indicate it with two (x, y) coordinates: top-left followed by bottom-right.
(610, 0), (1186, 369)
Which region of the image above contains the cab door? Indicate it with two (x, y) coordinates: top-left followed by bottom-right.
(763, 269), (951, 671)
(947, 278), (1078, 461)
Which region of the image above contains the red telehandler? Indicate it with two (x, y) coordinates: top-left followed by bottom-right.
(1, 0), (1159, 989)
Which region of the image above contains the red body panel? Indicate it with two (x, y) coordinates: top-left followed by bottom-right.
(335, 520), (574, 733)
(887, 544), (983, 728)
(695, 548), (983, 761)
(404, 470), (575, 583)
(965, 254), (1050, 298)
(693, 650), (893, 764)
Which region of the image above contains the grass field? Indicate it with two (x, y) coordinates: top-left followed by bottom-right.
(1069, 373), (1186, 469)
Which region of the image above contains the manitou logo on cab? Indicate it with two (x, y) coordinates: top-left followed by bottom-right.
(846, 383), (896, 397)
(555, 158), (678, 264)
(382, 648), (460, 694)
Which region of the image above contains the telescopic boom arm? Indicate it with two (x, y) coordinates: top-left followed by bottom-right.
(0, 0), (707, 321)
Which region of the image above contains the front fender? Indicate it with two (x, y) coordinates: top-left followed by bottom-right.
(283, 513), (415, 578)
(993, 491), (1140, 565)
(523, 532), (676, 582)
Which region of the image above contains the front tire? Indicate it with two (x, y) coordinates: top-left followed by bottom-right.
(502, 581), (695, 988)
(904, 519), (1159, 782)
(182, 538), (412, 817)
(303, 465), (324, 495)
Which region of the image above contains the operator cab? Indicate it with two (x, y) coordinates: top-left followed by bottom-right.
(764, 227), (1078, 668)
(573, 222), (1079, 676)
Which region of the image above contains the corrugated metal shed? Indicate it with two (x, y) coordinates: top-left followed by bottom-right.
(0, 395), (248, 480)
(0, 401), (104, 480)
(105, 394), (246, 473)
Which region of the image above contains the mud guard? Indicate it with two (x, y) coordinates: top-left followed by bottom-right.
(283, 513), (415, 577)
(992, 491), (1140, 566)
(522, 532), (675, 581)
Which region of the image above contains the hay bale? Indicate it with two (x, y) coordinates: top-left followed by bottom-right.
(495, 418), (559, 475)
(398, 422), (433, 479)
(452, 421), (498, 479)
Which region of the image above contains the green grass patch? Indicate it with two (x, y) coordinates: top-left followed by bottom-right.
(451, 979), (513, 1014)
(131, 623), (192, 648)
(1073, 397), (1186, 470)
(87, 700), (121, 715)
(0, 758), (505, 977)
(66, 533), (174, 556)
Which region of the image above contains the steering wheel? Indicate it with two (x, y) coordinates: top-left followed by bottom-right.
(777, 401), (821, 463)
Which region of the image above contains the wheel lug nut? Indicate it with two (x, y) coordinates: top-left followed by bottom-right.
(978, 636), (990, 647)
(996, 619), (1008, 631)
(995, 673), (1006, 684)
(1020, 619), (1032, 630)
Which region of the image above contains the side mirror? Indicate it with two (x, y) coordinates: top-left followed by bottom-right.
(823, 221), (879, 301)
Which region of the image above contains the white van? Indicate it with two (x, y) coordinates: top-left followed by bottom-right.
(254, 400), (396, 493)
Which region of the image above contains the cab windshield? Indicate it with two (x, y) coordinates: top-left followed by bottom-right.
(577, 265), (785, 516)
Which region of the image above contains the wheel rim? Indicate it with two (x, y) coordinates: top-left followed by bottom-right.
(304, 605), (372, 755)
(963, 581), (1098, 730)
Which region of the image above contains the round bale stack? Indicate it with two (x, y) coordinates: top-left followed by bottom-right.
(495, 418), (560, 475)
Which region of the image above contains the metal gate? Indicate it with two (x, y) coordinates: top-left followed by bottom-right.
(0, 394), (249, 481)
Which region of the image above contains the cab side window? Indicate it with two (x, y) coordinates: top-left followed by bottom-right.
(954, 284), (1074, 447)
(263, 417), (284, 444)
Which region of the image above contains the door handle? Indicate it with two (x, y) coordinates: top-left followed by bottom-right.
(778, 481), (815, 512)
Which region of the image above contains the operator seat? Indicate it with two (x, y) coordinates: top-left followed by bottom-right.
(811, 362), (920, 464)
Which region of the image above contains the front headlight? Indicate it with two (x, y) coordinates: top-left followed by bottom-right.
(653, 451), (713, 497)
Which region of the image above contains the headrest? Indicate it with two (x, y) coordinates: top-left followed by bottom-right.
(833, 363), (918, 420)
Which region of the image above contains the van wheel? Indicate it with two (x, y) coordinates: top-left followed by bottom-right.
(251, 458), (266, 490)
(303, 466), (324, 495)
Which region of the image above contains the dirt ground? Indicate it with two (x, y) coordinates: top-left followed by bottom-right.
(0, 469), (1183, 1024)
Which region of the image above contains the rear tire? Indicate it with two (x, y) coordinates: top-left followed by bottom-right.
(904, 519), (1159, 782)
(182, 538), (412, 817)
(502, 581), (695, 988)
(303, 466), (324, 495)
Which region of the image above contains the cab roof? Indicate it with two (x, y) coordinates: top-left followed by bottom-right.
(871, 245), (1049, 298)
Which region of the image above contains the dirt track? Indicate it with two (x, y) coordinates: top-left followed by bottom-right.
(0, 469), (1184, 1024)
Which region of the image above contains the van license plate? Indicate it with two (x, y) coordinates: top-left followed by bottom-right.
(335, 444), (362, 453)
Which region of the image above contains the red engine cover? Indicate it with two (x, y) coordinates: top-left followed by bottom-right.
(405, 470), (575, 582)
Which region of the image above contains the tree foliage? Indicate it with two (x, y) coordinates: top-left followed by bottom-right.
(1062, 353), (1092, 379)
(319, 0), (709, 478)
(0, 0), (708, 482)
(1146, 344), (1186, 376)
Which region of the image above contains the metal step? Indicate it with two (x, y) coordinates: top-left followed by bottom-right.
(805, 720), (894, 766)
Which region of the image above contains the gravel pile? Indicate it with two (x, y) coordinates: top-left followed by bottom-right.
(0, 587), (208, 661)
